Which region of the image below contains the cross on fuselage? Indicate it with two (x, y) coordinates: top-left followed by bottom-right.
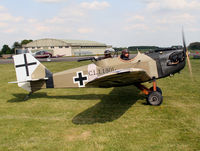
(15, 54), (37, 76)
(74, 72), (88, 87)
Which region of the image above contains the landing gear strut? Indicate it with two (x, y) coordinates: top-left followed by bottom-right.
(135, 79), (163, 106)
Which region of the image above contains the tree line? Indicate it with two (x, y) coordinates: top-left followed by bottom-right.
(114, 46), (162, 52)
(114, 42), (200, 52)
(128, 46), (159, 51)
(188, 42), (200, 50)
(0, 40), (32, 56)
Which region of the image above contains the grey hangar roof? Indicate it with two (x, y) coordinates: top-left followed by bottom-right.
(24, 38), (107, 47)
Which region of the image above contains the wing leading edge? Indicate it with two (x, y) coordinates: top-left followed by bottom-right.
(86, 68), (151, 88)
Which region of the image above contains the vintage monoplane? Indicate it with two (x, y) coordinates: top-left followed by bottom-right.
(10, 33), (191, 105)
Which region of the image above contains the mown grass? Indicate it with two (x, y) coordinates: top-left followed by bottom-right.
(0, 59), (200, 151)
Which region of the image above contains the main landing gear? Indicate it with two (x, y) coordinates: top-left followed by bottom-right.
(135, 79), (163, 106)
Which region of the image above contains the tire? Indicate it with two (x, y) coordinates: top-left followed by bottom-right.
(150, 86), (162, 94)
(147, 91), (163, 106)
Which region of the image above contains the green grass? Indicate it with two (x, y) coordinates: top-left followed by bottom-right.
(0, 59), (200, 151)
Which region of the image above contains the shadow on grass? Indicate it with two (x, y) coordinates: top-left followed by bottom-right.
(8, 86), (145, 124)
(7, 92), (48, 103)
(72, 86), (144, 125)
(7, 92), (103, 103)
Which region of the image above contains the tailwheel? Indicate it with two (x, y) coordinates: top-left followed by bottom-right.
(147, 91), (163, 106)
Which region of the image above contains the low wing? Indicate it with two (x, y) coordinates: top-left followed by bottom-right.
(86, 68), (151, 88)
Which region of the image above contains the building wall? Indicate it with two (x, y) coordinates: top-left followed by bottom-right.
(24, 46), (72, 56)
(53, 47), (72, 56)
(22, 39), (112, 56)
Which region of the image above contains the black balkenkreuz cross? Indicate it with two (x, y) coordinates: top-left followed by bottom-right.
(73, 71), (88, 87)
(15, 54), (37, 76)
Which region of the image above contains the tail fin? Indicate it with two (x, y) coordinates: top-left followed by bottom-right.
(13, 53), (53, 92)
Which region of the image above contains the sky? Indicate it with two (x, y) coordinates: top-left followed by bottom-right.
(0, 0), (199, 48)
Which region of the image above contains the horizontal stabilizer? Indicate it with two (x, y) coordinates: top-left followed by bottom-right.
(8, 77), (49, 84)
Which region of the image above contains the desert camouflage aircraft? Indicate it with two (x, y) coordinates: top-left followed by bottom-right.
(10, 33), (191, 106)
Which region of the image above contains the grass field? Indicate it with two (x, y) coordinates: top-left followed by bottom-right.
(0, 59), (200, 151)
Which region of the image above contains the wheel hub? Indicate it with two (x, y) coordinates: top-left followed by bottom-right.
(151, 96), (158, 102)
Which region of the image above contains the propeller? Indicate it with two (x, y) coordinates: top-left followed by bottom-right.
(182, 29), (193, 80)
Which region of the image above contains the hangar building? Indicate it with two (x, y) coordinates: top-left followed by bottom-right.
(22, 38), (111, 56)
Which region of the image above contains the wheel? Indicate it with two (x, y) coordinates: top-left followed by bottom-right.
(150, 86), (162, 94)
(147, 91), (163, 106)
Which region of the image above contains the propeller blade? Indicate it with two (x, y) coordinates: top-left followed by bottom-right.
(182, 29), (187, 53)
(186, 51), (193, 80)
(182, 29), (193, 80)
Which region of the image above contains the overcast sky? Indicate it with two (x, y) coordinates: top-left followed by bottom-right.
(0, 0), (199, 48)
